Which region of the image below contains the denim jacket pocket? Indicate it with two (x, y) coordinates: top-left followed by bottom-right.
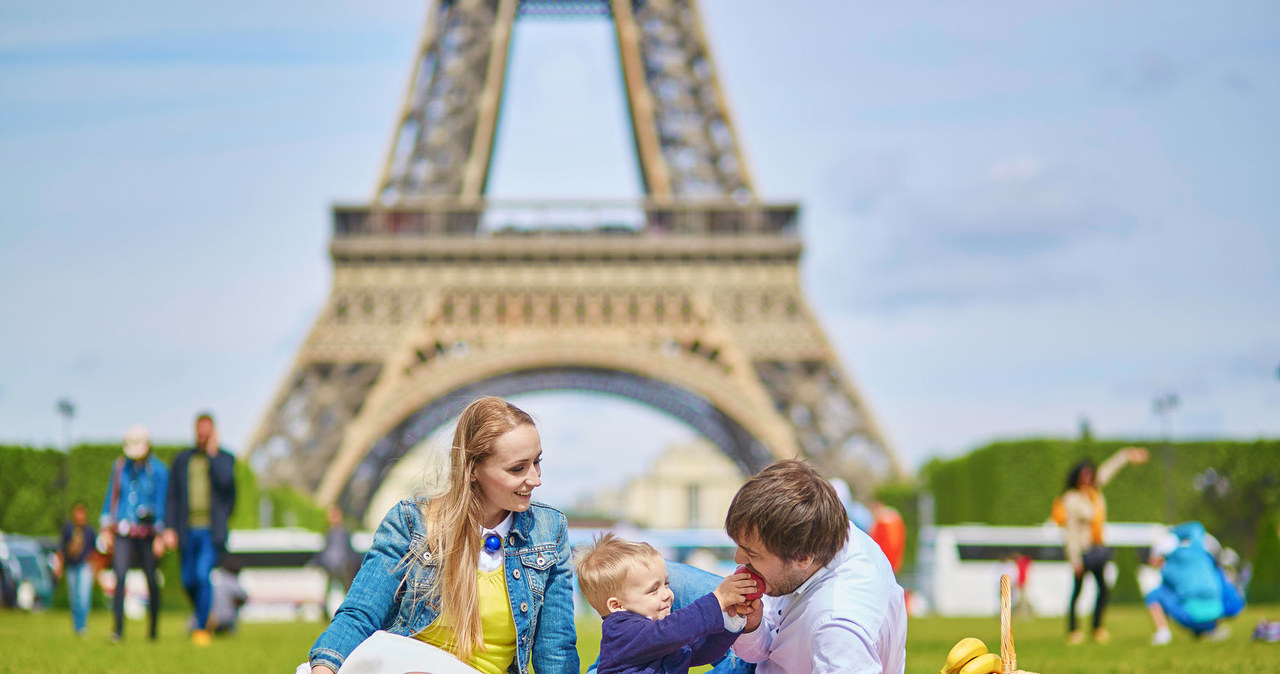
(398, 536), (439, 630)
(517, 544), (556, 598)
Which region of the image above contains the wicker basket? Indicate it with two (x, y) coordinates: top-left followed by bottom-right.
(1000, 574), (1040, 674)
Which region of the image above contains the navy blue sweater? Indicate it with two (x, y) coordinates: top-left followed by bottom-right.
(597, 593), (740, 674)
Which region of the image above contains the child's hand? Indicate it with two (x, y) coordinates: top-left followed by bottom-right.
(713, 572), (758, 610)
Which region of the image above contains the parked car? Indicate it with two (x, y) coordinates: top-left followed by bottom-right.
(0, 533), (54, 610)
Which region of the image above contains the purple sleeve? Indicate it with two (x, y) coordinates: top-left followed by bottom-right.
(688, 627), (739, 666)
(601, 593), (725, 667)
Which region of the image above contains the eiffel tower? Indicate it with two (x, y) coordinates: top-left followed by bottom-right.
(247, 0), (905, 519)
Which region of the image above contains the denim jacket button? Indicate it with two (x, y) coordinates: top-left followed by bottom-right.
(513, 568), (522, 580)
(519, 601), (528, 612)
(537, 556), (545, 565)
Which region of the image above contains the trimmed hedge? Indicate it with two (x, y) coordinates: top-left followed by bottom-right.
(916, 437), (1280, 601)
(1, 442), (329, 613)
(923, 438), (1280, 559)
(867, 438), (1280, 585)
(8, 437), (1278, 601)
(0, 443), (325, 537)
(1250, 512), (1280, 603)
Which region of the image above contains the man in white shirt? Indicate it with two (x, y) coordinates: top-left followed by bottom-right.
(727, 460), (907, 674)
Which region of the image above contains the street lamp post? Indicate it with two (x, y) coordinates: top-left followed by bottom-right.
(1153, 393), (1179, 522)
(53, 397), (76, 495)
(55, 397), (76, 452)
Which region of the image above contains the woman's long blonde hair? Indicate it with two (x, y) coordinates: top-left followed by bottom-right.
(413, 396), (534, 661)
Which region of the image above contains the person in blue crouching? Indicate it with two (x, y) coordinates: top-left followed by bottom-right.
(1146, 521), (1244, 644)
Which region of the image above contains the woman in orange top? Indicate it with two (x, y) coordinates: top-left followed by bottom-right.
(1061, 446), (1148, 644)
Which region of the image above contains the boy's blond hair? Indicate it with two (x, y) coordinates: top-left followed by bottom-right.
(573, 532), (664, 616)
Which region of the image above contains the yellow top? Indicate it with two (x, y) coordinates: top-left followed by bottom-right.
(415, 568), (517, 674)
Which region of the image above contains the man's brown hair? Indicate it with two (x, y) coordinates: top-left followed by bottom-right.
(725, 459), (849, 566)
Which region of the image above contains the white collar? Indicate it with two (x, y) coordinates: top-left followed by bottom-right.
(789, 560), (830, 600)
(483, 512), (515, 541)
(477, 512), (515, 572)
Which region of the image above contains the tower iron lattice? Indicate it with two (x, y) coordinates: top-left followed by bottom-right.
(247, 0), (904, 519)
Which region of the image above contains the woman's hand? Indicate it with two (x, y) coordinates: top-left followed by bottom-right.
(1124, 446), (1149, 464)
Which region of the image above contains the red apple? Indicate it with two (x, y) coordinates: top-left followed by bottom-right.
(734, 565), (766, 601)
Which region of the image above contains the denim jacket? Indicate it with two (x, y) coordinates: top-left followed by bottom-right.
(99, 457), (169, 532)
(309, 499), (579, 674)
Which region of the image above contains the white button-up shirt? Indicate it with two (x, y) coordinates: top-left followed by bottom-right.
(733, 523), (907, 674)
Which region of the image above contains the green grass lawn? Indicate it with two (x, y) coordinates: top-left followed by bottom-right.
(1, 605), (1276, 673)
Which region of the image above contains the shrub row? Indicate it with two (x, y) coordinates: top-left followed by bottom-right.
(878, 437), (1280, 601)
(0, 444), (325, 536)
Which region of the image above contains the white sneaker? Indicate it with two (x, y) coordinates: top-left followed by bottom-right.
(1208, 624), (1231, 642)
(1151, 628), (1172, 645)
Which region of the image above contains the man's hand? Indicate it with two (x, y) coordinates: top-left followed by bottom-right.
(713, 572), (759, 611)
(205, 429), (220, 456)
(312, 667), (336, 674)
(152, 536), (166, 559)
(163, 529), (178, 550)
(734, 598), (763, 633)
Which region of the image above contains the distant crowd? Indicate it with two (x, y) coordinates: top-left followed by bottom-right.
(58, 412), (236, 644)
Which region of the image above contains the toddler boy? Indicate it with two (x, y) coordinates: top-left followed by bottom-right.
(575, 534), (756, 674)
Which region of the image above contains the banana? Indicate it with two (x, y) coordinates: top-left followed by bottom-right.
(956, 652), (1003, 674)
(940, 637), (988, 674)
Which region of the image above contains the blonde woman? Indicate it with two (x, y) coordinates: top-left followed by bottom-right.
(305, 397), (578, 674)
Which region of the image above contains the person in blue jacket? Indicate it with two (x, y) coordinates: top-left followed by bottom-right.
(575, 533), (757, 674)
(99, 424), (168, 641)
(1146, 521), (1244, 644)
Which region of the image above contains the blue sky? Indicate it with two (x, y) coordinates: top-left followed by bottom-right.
(2, 0), (1277, 508)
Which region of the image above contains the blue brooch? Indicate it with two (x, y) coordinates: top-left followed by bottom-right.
(484, 533), (502, 554)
